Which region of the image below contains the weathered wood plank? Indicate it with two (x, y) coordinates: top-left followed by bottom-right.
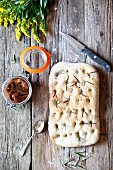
(0, 26), (7, 170)
(31, 1), (60, 170)
(0, 26), (31, 170)
(59, 0), (86, 169)
(85, 0), (112, 170)
(108, 1), (113, 170)
(32, 0), (87, 170)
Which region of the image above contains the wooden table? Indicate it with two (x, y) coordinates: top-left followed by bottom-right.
(0, 0), (113, 169)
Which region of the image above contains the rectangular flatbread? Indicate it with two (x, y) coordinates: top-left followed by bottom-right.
(48, 62), (100, 147)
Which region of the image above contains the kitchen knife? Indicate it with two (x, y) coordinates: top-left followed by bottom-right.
(59, 31), (111, 72)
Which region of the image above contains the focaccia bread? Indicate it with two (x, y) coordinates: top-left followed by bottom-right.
(48, 62), (100, 147)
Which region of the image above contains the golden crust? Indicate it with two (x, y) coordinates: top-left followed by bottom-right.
(48, 62), (100, 147)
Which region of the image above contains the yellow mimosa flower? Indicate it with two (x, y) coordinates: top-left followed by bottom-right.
(39, 20), (46, 36)
(4, 18), (8, 27)
(0, 8), (6, 12)
(21, 26), (30, 37)
(32, 27), (40, 43)
(20, 1), (24, 5)
(0, 18), (3, 25)
(16, 28), (21, 41)
(17, 17), (21, 25)
(9, 13), (14, 25)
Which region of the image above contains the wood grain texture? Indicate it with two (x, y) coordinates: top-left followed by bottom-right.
(0, 0), (113, 170)
(0, 26), (31, 170)
(85, 1), (112, 170)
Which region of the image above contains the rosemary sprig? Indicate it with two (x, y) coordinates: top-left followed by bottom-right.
(55, 101), (61, 108)
(73, 76), (79, 83)
(63, 98), (70, 104)
(83, 55), (87, 63)
(89, 121), (97, 127)
(100, 134), (108, 136)
(82, 112), (88, 118)
(53, 90), (56, 97)
(58, 70), (65, 74)
(80, 89), (86, 97)
(61, 151), (91, 170)
(17, 104), (24, 108)
(87, 71), (98, 77)
(81, 156), (91, 161)
(76, 164), (85, 169)
(85, 81), (94, 85)
(74, 152), (86, 158)
(65, 75), (69, 91)
(11, 54), (16, 64)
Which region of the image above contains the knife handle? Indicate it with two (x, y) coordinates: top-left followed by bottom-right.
(81, 48), (111, 72)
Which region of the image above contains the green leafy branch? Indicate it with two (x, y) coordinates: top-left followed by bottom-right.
(0, 0), (52, 42)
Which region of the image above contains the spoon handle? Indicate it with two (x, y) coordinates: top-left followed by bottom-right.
(19, 134), (35, 157)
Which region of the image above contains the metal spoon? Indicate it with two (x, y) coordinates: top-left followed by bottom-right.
(19, 120), (44, 157)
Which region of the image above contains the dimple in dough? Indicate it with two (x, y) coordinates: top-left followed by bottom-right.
(48, 62), (100, 147)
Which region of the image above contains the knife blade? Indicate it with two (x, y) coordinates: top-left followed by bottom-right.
(59, 31), (111, 72)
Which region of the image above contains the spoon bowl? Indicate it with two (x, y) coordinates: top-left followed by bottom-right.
(33, 120), (44, 134)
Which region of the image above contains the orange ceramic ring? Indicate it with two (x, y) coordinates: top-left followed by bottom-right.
(20, 46), (50, 74)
